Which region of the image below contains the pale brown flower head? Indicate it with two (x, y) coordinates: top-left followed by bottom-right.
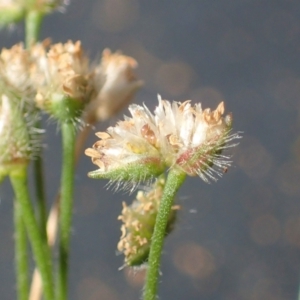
(117, 176), (179, 266)
(32, 40), (91, 117)
(86, 96), (240, 184)
(0, 43), (33, 95)
(86, 49), (143, 122)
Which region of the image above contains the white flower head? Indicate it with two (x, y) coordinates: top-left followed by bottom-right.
(86, 49), (143, 122)
(0, 43), (34, 96)
(32, 40), (92, 122)
(86, 95), (240, 187)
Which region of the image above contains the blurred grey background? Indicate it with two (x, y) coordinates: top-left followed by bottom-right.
(1, 0), (300, 299)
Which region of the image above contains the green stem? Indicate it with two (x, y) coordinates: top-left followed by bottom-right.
(10, 166), (54, 300)
(143, 169), (186, 300)
(56, 122), (76, 300)
(25, 10), (44, 47)
(14, 199), (29, 300)
(25, 1), (48, 241)
(33, 128), (48, 241)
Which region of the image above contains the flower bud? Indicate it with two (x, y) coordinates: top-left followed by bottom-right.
(117, 176), (179, 266)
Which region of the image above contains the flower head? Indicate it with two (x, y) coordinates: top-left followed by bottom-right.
(117, 176), (179, 267)
(85, 95), (240, 187)
(0, 43), (34, 96)
(32, 40), (91, 122)
(86, 49), (143, 122)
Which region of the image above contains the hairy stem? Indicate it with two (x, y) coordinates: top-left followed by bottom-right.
(25, 10), (43, 47)
(143, 168), (186, 300)
(10, 166), (54, 300)
(14, 199), (29, 300)
(56, 122), (76, 300)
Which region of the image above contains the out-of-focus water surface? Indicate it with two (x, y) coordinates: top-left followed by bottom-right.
(1, 0), (300, 299)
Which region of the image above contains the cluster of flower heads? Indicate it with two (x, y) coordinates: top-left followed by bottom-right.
(0, 40), (142, 176)
(85, 96), (241, 189)
(117, 176), (179, 267)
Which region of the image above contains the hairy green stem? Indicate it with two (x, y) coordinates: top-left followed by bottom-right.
(143, 169), (186, 300)
(25, 10), (43, 47)
(56, 122), (76, 300)
(33, 131), (48, 241)
(14, 199), (29, 300)
(25, 2), (48, 241)
(10, 166), (54, 300)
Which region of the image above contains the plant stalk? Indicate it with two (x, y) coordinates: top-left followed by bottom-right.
(56, 122), (76, 300)
(10, 166), (54, 300)
(14, 199), (29, 300)
(143, 168), (186, 300)
(25, 10), (43, 47)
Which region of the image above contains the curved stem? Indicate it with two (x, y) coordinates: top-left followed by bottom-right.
(143, 169), (186, 300)
(14, 199), (29, 300)
(56, 122), (76, 300)
(10, 166), (54, 300)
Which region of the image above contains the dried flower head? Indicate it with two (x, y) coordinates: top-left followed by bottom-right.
(0, 43), (34, 96)
(117, 176), (179, 267)
(86, 49), (143, 122)
(32, 40), (91, 122)
(86, 95), (240, 187)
